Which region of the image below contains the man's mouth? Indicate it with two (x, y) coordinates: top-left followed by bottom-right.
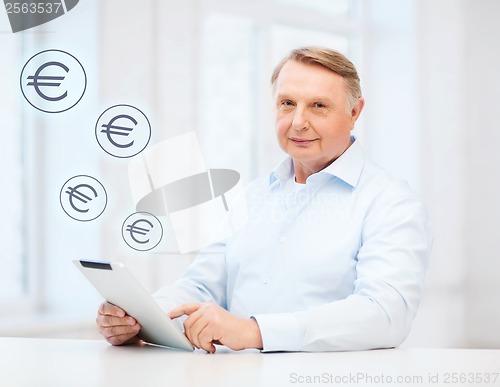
(289, 137), (318, 144)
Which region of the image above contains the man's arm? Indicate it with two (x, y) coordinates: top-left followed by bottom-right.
(251, 192), (432, 352)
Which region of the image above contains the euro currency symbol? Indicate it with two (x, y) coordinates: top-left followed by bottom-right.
(27, 61), (69, 102)
(60, 175), (107, 222)
(121, 212), (163, 251)
(65, 183), (98, 213)
(126, 219), (154, 244)
(21, 49), (86, 113)
(100, 114), (136, 149)
(95, 105), (151, 158)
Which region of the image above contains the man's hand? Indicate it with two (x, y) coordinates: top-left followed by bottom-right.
(168, 303), (263, 353)
(96, 301), (142, 346)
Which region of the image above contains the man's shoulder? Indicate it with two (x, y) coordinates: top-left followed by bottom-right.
(359, 160), (420, 202)
(243, 173), (276, 193)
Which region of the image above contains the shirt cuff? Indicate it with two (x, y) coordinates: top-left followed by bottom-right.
(251, 312), (302, 352)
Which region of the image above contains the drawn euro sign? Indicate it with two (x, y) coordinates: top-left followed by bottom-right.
(4, 0), (79, 33)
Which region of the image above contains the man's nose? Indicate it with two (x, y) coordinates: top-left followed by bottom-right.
(292, 107), (309, 131)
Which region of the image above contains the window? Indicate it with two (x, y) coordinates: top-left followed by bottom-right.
(0, 18), (26, 302)
(0, 1), (102, 319)
(198, 13), (257, 181)
(272, 0), (351, 17)
(271, 24), (350, 64)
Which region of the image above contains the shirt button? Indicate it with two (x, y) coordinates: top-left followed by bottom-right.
(279, 236), (286, 243)
(263, 278), (270, 284)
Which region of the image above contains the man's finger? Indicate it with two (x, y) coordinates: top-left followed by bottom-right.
(168, 303), (203, 319)
(179, 307), (205, 349)
(97, 314), (136, 328)
(100, 323), (141, 338)
(98, 302), (125, 317)
(107, 332), (139, 346)
(199, 328), (216, 354)
(182, 311), (205, 348)
(185, 314), (209, 350)
(182, 308), (205, 332)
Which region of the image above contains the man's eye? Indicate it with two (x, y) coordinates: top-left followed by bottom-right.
(281, 100), (294, 107)
(314, 102), (326, 108)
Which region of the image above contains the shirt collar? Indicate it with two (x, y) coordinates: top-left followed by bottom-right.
(269, 137), (365, 188)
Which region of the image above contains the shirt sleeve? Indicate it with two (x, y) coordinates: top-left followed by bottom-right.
(152, 239), (228, 318)
(252, 186), (432, 352)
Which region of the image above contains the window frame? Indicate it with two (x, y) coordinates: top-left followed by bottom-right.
(0, 33), (43, 315)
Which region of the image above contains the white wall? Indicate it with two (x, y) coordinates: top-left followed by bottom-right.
(401, 0), (500, 348)
(462, 0), (500, 348)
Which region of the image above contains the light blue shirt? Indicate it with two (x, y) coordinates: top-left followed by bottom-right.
(154, 138), (432, 352)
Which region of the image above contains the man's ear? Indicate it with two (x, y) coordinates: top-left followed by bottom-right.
(351, 97), (365, 129)
(350, 97), (365, 122)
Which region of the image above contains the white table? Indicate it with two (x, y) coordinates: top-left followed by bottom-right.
(1, 337), (499, 387)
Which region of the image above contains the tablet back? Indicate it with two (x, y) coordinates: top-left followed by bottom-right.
(74, 260), (193, 351)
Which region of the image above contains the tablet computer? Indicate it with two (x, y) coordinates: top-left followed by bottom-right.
(74, 259), (194, 351)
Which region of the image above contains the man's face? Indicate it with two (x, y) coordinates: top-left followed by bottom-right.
(274, 60), (363, 176)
